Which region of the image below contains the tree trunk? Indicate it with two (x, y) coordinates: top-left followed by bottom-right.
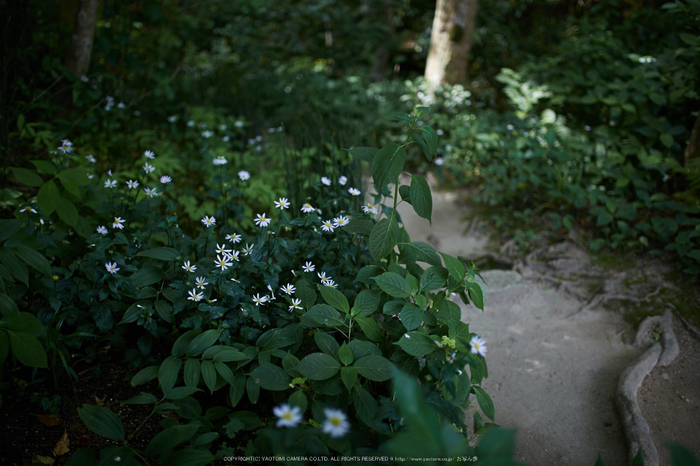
(370, 3), (395, 83)
(685, 112), (700, 169)
(424, 0), (478, 93)
(64, 0), (100, 78)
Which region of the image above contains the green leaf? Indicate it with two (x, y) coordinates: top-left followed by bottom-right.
(58, 166), (91, 186)
(159, 356), (183, 394)
(130, 267), (164, 287)
(78, 404), (125, 441)
(56, 197), (79, 227)
(12, 246), (52, 277)
(160, 447), (215, 466)
(0, 220), (22, 242)
(31, 160), (55, 175)
(11, 167), (43, 187)
(137, 247), (180, 261)
(353, 355), (394, 381)
(131, 365), (159, 386)
(409, 175), (433, 223)
(295, 279), (317, 310)
(420, 126), (439, 157)
(201, 360), (217, 392)
(369, 216), (399, 261)
(146, 423), (200, 458)
(172, 329), (202, 357)
(473, 386), (495, 421)
(440, 253), (466, 282)
(348, 146), (378, 163)
(344, 219), (374, 236)
(37, 180), (60, 215)
(124, 392), (158, 404)
(338, 342), (354, 366)
(301, 304), (345, 328)
(419, 266), (448, 291)
(212, 348), (248, 363)
(187, 329), (221, 357)
(372, 272), (411, 298)
(395, 332), (438, 357)
(353, 290), (381, 316)
(403, 241), (442, 267)
(164, 387), (202, 400)
(7, 330), (47, 368)
(154, 300), (173, 323)
(0, 248), (29, 286)
(468, 282), (485, 311)
(372, 143), (406, 191)
(0, 293), (19, 318)
(214, 361), (235, 384)
(289, 390), (307, 412)
(384, 112), (412, 122)
(319, 286), (349, 313)
(314, 330), (340, 357)
(340, 366), (357, 391)
(248, 363), (291, 390)
(354, 315), (383, 342)
(295, 352), (341, 380)
(400, 303), (423, 331)
(183, 358), (201, 388)
(660, 133), (674, 148)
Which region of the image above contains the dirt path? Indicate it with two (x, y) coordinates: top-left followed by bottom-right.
(397, 180), (700, 466)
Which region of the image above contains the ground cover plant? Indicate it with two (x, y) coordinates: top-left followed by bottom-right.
(1, 107), (525, 464)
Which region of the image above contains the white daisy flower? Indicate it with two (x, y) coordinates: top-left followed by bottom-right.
(252, 293), (268, 306)
(302, 261), (315, 272)
(273, 404), (302, 428)
(214, 255), (233, 271)
(254, 213), (271, 227)
(321, 176), (331, 186)
(58, 139), (73, 154)
(338, 175), (347, 185)
(188, 289), (204, 302)
(333, 216), (349, 227)
(321, 278), (337, 288)
(85, 154), (96, 163)
(362, 203), (378, 215)
(280, 283), (295, 295)
(317, 271), (328, 281)
(126, 180), (139, 189)
(144, 150), (155, 159)
(320, 220), (335, 232)
(182, 260), (197, 272)
(469, 335), (487, 357)
(226, 233), (242, 243)
(195, 277), (208, 289)
(96, 226), (108, 235)
(323, 408), (350, 438)
(348, 187), (361, 196)
(105, 262), (120, 274)
(213, 156), (228, 165)
(216, 243), (232, 255)
(113, 217), (125, 229)
(201, 215), (216, 227)
(104, 179), (117, 189)
(159, 175), (172, 184)
(288, 298), (303, 312)
(238, 170), (250, 181)
(143, 163), (155, 174)
(144, 187), (158, 198)
(21, 206), (38, 214)
(274, 198), (290, 210)
(301, 203), (315, 213)
(227, 250), (240, 262)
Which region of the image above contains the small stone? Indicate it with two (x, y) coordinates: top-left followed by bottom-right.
(661, 372), (670, 380)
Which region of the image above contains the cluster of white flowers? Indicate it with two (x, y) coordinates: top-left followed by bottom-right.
(213, 156), (227, 165)
(272, 405), (350, 438)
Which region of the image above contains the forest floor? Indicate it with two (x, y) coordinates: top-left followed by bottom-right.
(398, 174), (700, 466)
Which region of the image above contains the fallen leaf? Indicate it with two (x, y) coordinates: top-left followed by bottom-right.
(54, 429), (70, 456)
(31, 455), (55, 465)
(94, 394), (107, 406)
(35, 414), (63, 426)
(75, 434), (90, 447)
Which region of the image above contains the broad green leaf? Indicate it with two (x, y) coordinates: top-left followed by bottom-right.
(130, 267), (164, 288)
(369, 216), (399, 261)
(145, 423), (200, 458)
(400, 303), (423, 331)
(355, 265), (383, 285)
(215, 361), (235, 384)
(37, 180), (60, 215)
(248, 363), (291, 390)
(468, 282), (485, 311)
(4, 233), (44, 250)
(319, 286), (349, 313)
(11, 246), (52, 277)
(56, 197), (79, 227)
(301, 304), (345, 328)
(348, 146), (378, 163)
(186, 329), (221, 357)
(353, 355), (394, 381)
(373, 272), (411, 298)
(660, 133), (674, 148)
(441, 253), (466, 282)
(410, 174), (432, 223)
(159, 356), (182, 394)
(11, 167), (43, 187)
(0, 293), (19, 318)
(420, 126), (439, 157)
(289, 390), (307, 412)
(352, 385), (380, 428)
(401, 241), (442, 267)
(344, 219), (373, 236)
(212, 348), (248, 363)
(201, 360), (217, 392)
(295, 352), (341, 380)
(184, 358), (201, 388)
(419, 266), (448, 291)
(314, 330), (340, 357)
(0, 249), (29, 286)
(124, 392), (158, 404)
(154, 300), (173, 323)
(58, 166), (91, 186)
(372, 143), (406, 191)
(338, 342), (354, 366)
(229, 374), (246, 407)
(295, 279), (317, 310)
(395, 332), (438, 357)
(340, 366), (357, 391)
(78, 404), (125, 441)
(384, 112), (411, 122)
(0, 220), (22, 242)
(472, 386), (495, 421)
(195, 432), (220, 447)
(131, 365), (159, 386)
(31, 160), (55, 175)
(354, 315), (383, 342)
(160, 447), (215, 466)
(353, 290), (381, 316)
(348, 340), (382, 359)
(172, 329), (202, 357)
(7, 330), (47, 368)
(137, 247), (180, 261)
(0, 312), (43, 335)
